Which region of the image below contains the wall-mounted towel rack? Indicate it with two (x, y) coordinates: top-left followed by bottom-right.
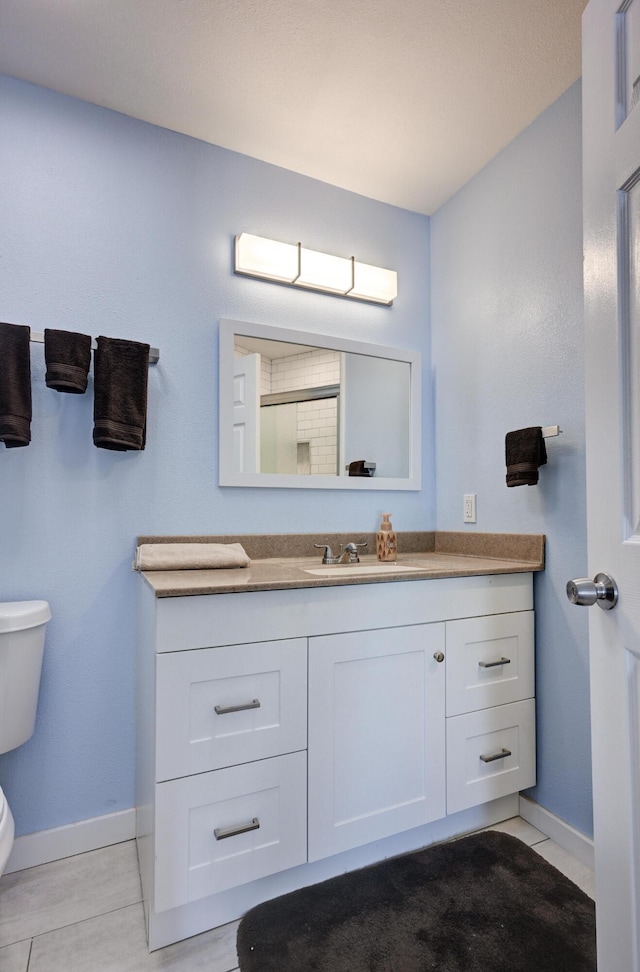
(29, 331), (160, 364)
(541, 425), (561, 438)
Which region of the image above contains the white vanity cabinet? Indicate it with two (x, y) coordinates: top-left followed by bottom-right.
(136, 571), (536, 950)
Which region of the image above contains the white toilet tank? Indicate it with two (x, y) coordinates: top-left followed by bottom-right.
(0, 601), (51, 754)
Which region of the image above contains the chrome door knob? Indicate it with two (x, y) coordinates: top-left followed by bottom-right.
(566, 573), (618, 610)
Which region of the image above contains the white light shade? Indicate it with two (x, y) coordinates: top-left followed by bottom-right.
(297, 247), (353, 294)
(350, 262), (398, 305)
(235, 233), (298, 283)
(234, 233), (397, 304)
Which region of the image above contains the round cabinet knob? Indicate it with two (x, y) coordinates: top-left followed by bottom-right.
(433, 651), (445, 663)
(566, 573), (618, 610)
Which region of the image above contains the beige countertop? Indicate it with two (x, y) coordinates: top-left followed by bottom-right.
(138, 532), (545, 598)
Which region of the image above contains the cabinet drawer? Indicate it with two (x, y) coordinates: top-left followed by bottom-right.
(156, 639), (307, 781)
(446, 699), (535, 814)
(154, 751), (307, 912)
(445, 612), (534, 716)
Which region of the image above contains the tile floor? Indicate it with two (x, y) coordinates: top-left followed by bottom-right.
(0, 817), (594, 972)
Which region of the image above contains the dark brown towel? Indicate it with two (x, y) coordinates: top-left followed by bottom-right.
(93, 336), (150, 451)
(44, 328), (92, 393)
(348, 459), (372, 477)
(505, 427), (547, 486)
(0, 322), (32, 448)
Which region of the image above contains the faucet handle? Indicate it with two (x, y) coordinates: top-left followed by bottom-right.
(339, 540), (368, 563)
(314, 543), (336, 564)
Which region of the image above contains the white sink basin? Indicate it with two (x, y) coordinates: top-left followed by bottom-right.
(303, 563), (430, 577)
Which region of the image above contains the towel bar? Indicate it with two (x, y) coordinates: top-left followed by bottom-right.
(541, 425), (561, 438)
(29, 331), (159, 364)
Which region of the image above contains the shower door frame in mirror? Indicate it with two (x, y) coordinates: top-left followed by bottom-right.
(218, 318), (422, 490)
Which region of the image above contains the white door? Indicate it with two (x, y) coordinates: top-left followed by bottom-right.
(581, 0), (640, 967)
(232, 353), (259, 473)
(307, 624), (446, 862)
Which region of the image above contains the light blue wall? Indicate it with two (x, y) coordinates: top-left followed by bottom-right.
(431, 81), (591, 836)
(0, 75), (432, 836)
(1, 73), (591, 843)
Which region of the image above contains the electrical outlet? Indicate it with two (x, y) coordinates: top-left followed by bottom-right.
(463, 493), (477, 523)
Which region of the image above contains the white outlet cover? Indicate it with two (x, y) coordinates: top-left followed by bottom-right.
(463, 493), (477, 523)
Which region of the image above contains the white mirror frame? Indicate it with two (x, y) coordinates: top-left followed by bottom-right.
(219, 318), (421, 490)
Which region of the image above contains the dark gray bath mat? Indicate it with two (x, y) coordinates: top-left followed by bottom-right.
(236, 830), (596, 972)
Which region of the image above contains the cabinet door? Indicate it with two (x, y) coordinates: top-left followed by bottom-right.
(308, 623), (446, 862)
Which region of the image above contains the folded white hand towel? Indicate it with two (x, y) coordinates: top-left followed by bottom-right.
(134, 542), (251, 571)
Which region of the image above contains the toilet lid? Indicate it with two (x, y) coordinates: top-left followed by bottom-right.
(0, 788), (5, 826)
(0, 601), (51, 633)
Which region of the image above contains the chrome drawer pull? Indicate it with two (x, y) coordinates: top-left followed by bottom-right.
(214, 699), (261, 715)
(480, 747), (512, 763)
(214, 817), (260, 841)
(478, 657), (511, 669)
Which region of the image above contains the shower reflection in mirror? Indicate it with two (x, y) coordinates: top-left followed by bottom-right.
(233, 334), (410, 479)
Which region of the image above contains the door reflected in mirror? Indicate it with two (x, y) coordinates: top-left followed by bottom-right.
(234, 335), (341, 476)
(220, 320), (421, 490)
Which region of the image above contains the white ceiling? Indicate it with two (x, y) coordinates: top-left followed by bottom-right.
(0, 0), (587, 215)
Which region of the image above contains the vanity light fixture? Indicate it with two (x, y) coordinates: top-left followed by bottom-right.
(234, 233), (397, 305)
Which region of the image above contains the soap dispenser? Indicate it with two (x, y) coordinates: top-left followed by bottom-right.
(377, 513), (397, 562)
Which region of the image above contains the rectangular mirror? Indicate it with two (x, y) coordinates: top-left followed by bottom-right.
(219, 319), (421, 490)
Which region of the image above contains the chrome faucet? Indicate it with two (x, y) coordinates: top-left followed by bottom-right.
(314, 540), (368, 565)
(337, 542), (366, 563)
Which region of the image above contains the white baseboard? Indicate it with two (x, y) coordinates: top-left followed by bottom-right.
(4, 796), (592, 881)
(519, 795), (594, 870)
(4, 807), (136, 874)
